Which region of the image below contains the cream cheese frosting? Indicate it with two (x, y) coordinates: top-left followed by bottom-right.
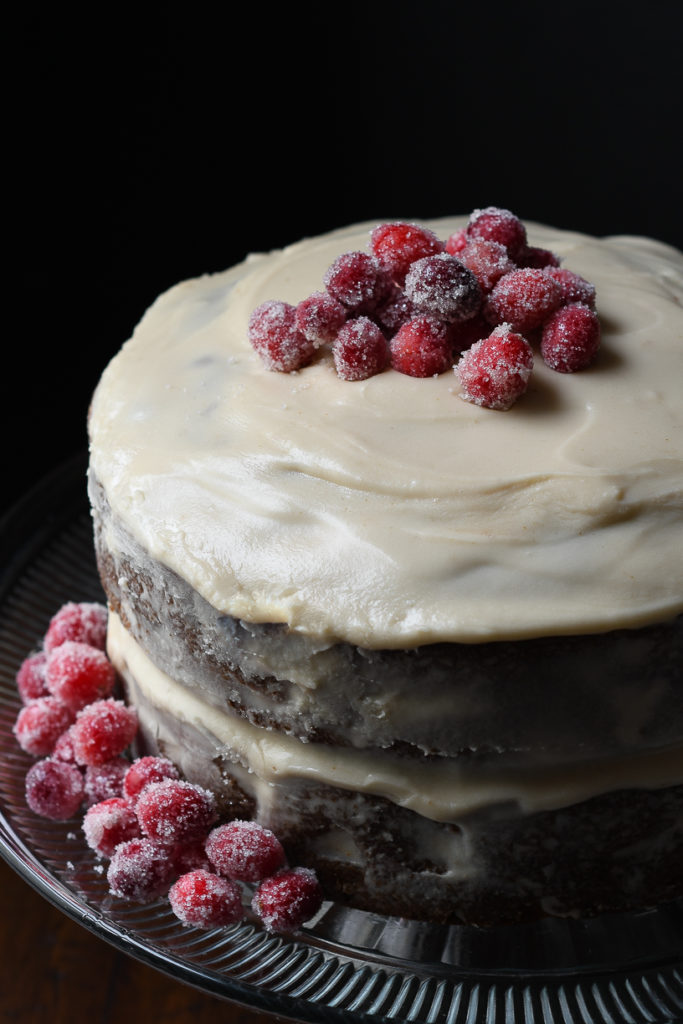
(88, 218), (683, 647)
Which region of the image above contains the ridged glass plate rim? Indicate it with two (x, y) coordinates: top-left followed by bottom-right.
(1, 454), (682, 1024)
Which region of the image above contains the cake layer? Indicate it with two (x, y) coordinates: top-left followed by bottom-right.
(87, 218), (683, 647)
(91, 479), (683, 765)
(109, 615), (683, 926)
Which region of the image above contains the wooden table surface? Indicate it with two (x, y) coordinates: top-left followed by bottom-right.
(0, 855), (293, 1023)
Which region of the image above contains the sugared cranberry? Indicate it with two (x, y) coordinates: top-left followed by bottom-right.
(467, 206), (527, 259)
(449, 313), (491, 355)
(25, 758), (85, 820)
(136, 779), (216, 844)
(45, 640), (116, 711)
(169, 869), (244, 929)
(107, 837), (175, 903)
(13, 696), (74, 757)
(70, 699), (138, 767)
(458, 239), (516, 293)
(123, 755), (180, 803)
(541, 303), (601, 372)
(16, 651), (49, 703)
(82, 796), (141, 858)
(52, 726), (77, 764)
(84, 756), (129, 806)
(485, 268), (563, 333)
(248, 300), (316, 372)
(545, 267), (597, 308)
(252, 867), (323, 933)
(374, 286), (417, 337)
(323, 251), (390, 314)
(170, 838), (212, 875)
(43, 602), (107, 654)
(295, 291), (347, 346)
(390, 316), (454, 377)
(404, 253), (482, 324)
(455, 325), (534, 410)
(518, 245), (561, 269)
(205, 820), (286, 883)
(369, 222), (445, 285)
(445, 228), (468, 255)
(332, 317), (389, 381)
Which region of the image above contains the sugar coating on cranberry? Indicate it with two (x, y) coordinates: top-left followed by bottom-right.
(169, 869), (244, 929)
(82, 796), (141, 858)
(43, 602), (108, 654)
(52, 726), (77, 763)
(45, 640), (116, 711)
(404, 253), (482, 324)
(136, 779), (216, 844)
(248, 300), (316, 372)
(374, 286), (417, 337)
(295, 291), (347, 346)
(107, 837), (175, 903)
(455, 325), (534, 410)
(252, 867), (323, 933)
(123, 755), (180, 803)
(445, 228), (467, 255)
(332, 317), (389, 381)
(323, 251), (390, 314)
(467, 206), (527, 258)
(205, 820), (286, 883)
(16, 651), (49, 704)
(485, 267), (563, 333)
(369, 222), (445, 285)
(546, 267), (597, 308)
(13, 696), (75, 757)
(25, 758), (85, 820)
(171, 838), (212, 875)
(541, 303), (601, 372)
(390, 316), (454, 378)
(458, 238), (516, 293)
(84, 756), (129, 807)
(70, 699), (138, 767)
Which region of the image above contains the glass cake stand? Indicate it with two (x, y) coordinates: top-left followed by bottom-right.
(1, 454), (682, 1024)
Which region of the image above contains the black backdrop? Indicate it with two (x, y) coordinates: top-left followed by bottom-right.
(6, 1), (682, 518)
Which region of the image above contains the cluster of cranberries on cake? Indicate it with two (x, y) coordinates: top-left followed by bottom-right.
(12, 601), (323, 933)
(247, 206), (601, 409)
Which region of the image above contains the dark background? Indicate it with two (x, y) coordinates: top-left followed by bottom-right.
(5, 1), (683, 517)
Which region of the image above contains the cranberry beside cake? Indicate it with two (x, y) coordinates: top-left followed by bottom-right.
(87, 214), (683, 926)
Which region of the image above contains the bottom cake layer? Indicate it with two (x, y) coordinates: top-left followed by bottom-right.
(107, 613), (683, 927)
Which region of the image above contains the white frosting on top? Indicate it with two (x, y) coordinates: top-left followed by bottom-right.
(88, 218), (683, 647)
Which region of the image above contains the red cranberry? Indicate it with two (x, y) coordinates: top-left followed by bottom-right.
(52, 726), (78, 764)
(83, 756), (129, 806)
(16, 652), (49, 703)
(248, 300), (316, 372)
(332, 317), (389, 381)
(546, 267), (597, 308)
(107, 837), (175, 903)
(390, 316), (454, 377)
(467, 206), (527, 258)
(518, 245), (561, 269)
(13, 696), (74, 757)
(449, 313), (491, 355)
(169, 869), (244, 928)
(25, 758), (85, 820)
(369, 222), (445, 285)
(43, 602), (107, 654)
(123, 755), (180, 803)
(295, 291), (347, 346)
(458, 238), (516, 293)
(541, 303), (601, 372)
(485, 268), (563, 333)
(252, 867), (323, 933)
(323, 251), (390, 314)
(404, 253), (482, 324)
(70, 699), (138, 767)
(205, 820), (286, 883)
(82, 796), (141, 858)
(455, 325), (534, 410)
(445, 228), (468, 255)
(373, 285), (417, 337)
(136, 779), (217, 844)
(45, 640), (116, 711)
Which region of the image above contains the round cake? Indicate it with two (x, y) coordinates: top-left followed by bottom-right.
(87, 214), (683, 925)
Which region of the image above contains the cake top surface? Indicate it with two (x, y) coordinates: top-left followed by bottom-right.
(88, 217), (683, 647)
